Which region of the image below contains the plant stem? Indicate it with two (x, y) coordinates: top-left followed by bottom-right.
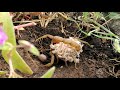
(14, 22), (36, 30)
(58, 12), (88, 36)
(92, 33), (114, 40)
(88, 19), (119, 39)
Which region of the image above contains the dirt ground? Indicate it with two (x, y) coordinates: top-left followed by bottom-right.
(1, 12), (120, 78)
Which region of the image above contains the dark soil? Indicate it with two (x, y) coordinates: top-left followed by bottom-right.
(1, 12), (120, 78)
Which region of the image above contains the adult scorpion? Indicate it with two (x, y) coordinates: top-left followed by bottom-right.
(36, 34), (86, 68)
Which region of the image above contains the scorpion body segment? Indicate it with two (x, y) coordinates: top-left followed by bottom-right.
(37, 34), (81, 51)
(63, 39), (81, 51)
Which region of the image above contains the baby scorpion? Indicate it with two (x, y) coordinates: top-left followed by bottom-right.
(36, 34), (86, 68)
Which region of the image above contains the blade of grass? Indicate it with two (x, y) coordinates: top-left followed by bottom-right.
(88, 18), (119, 39)
(58, 12), (88, 36)
(41, 66), (55, 78)
(0, 71), (7, 75)
(92, 33), (114, 40)
(94, 32), (113, 36)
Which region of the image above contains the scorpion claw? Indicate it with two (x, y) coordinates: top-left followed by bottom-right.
(44, 52), (55, 67)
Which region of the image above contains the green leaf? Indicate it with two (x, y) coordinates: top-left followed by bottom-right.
(0, 12), (33, 74)
(0, 42), (13, 50)
(29, 46), (40, 56)
(113, 39), (120, 53)
(41, 66), (55, 78)
(0, 71), (7, 75)
(82, 12), (89, 22)
(18, 40), (40, 56)
(108, 12), (120, 19)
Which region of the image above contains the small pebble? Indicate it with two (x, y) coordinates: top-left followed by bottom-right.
(38, 54), (47, 62)
(60, 66), (63, 68)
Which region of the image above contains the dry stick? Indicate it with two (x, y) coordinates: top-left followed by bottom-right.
(6, 48), (14, 78)
(115, 70), (120, 77)
(7, 45), (30, 78)
(13, 20), (41, 23)
(102, 18), (113, 26)
(14, 22), (37, 30)
(44, 12), (57, 28)
(8, 57), (14, 78)
(14, 22), (37, 37)
(6, 46), (19, 78)
(102, 13), (120, 26)
(104, 67), (116, 78)
(7, 48), (21, 78)
(8, 44), (38, 78)
(58, 12), (88, 36)
(60, 21), (66, 36)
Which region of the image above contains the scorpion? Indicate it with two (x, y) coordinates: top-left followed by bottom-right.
(36, 34), (88, 68)
(36, 34), (82, 51)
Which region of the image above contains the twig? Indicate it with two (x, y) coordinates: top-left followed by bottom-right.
(14, 22), (37, 30)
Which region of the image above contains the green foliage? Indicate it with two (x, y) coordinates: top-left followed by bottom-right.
(82, 12), (89, 22)
(88, 18), (119, 39)
(0, 71), (7, 75)
(64, 12), (120, 55)
(18, 40), (40, 56)
(41, 66), (55, 78)
(108, 12), (120, 19)
(113, 39), (120, 53)
(0, 42), (13, 50)
(82, 12), (103, 22)
(0, 12), (33, 74)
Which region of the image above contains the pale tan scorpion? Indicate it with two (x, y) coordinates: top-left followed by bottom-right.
(36, 34), (85, 68)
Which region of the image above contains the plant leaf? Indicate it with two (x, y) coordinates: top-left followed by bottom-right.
(41, 66), (55, 78)
(0, 71), (7, 75)
(0, 42), (13, 50)
(108, 12), (120, 19)
(113, 39), (120, 53)
(18, 40), (40, 56)
(0, 12), (33, 74)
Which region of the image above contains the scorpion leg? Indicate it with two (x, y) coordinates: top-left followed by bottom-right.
(75, 63), (78, 69)
(44, 51), (55, 67)
(36, 35), (48, 42)
(64, 61), (68, 67)
(55, 54), (59, 64)
(36, 34), (53, 42)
